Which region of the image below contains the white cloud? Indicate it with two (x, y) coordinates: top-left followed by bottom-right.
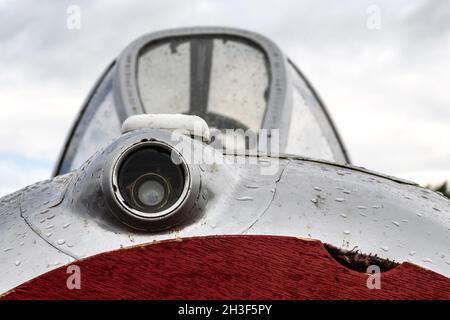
(0, 78), (82, 161)
(0, 158), (50, 196)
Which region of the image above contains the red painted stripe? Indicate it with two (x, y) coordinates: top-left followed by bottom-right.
(3, 236), (450, 300)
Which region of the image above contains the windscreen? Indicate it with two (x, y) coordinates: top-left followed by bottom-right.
(57, 65), (122, 175)
(285, 62), (348, 163)
(137, 36), (270, 132)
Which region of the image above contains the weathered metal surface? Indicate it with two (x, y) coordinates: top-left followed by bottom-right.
(1, 128), (449, 294)
(0, 178), (74, 293)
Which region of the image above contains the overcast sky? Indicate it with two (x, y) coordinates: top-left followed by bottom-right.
(0, 0), (449, 196)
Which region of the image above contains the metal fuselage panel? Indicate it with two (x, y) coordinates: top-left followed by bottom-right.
(0, 179), (74, 293)
(1, 130), (450, 294)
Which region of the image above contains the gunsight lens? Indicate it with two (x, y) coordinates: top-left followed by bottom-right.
(117, 145), (185, 216)
(136, 176), (167, 207)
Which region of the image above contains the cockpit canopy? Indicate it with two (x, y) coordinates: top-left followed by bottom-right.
(138, 36), (269, 131)
(55, 27), (349, 175)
